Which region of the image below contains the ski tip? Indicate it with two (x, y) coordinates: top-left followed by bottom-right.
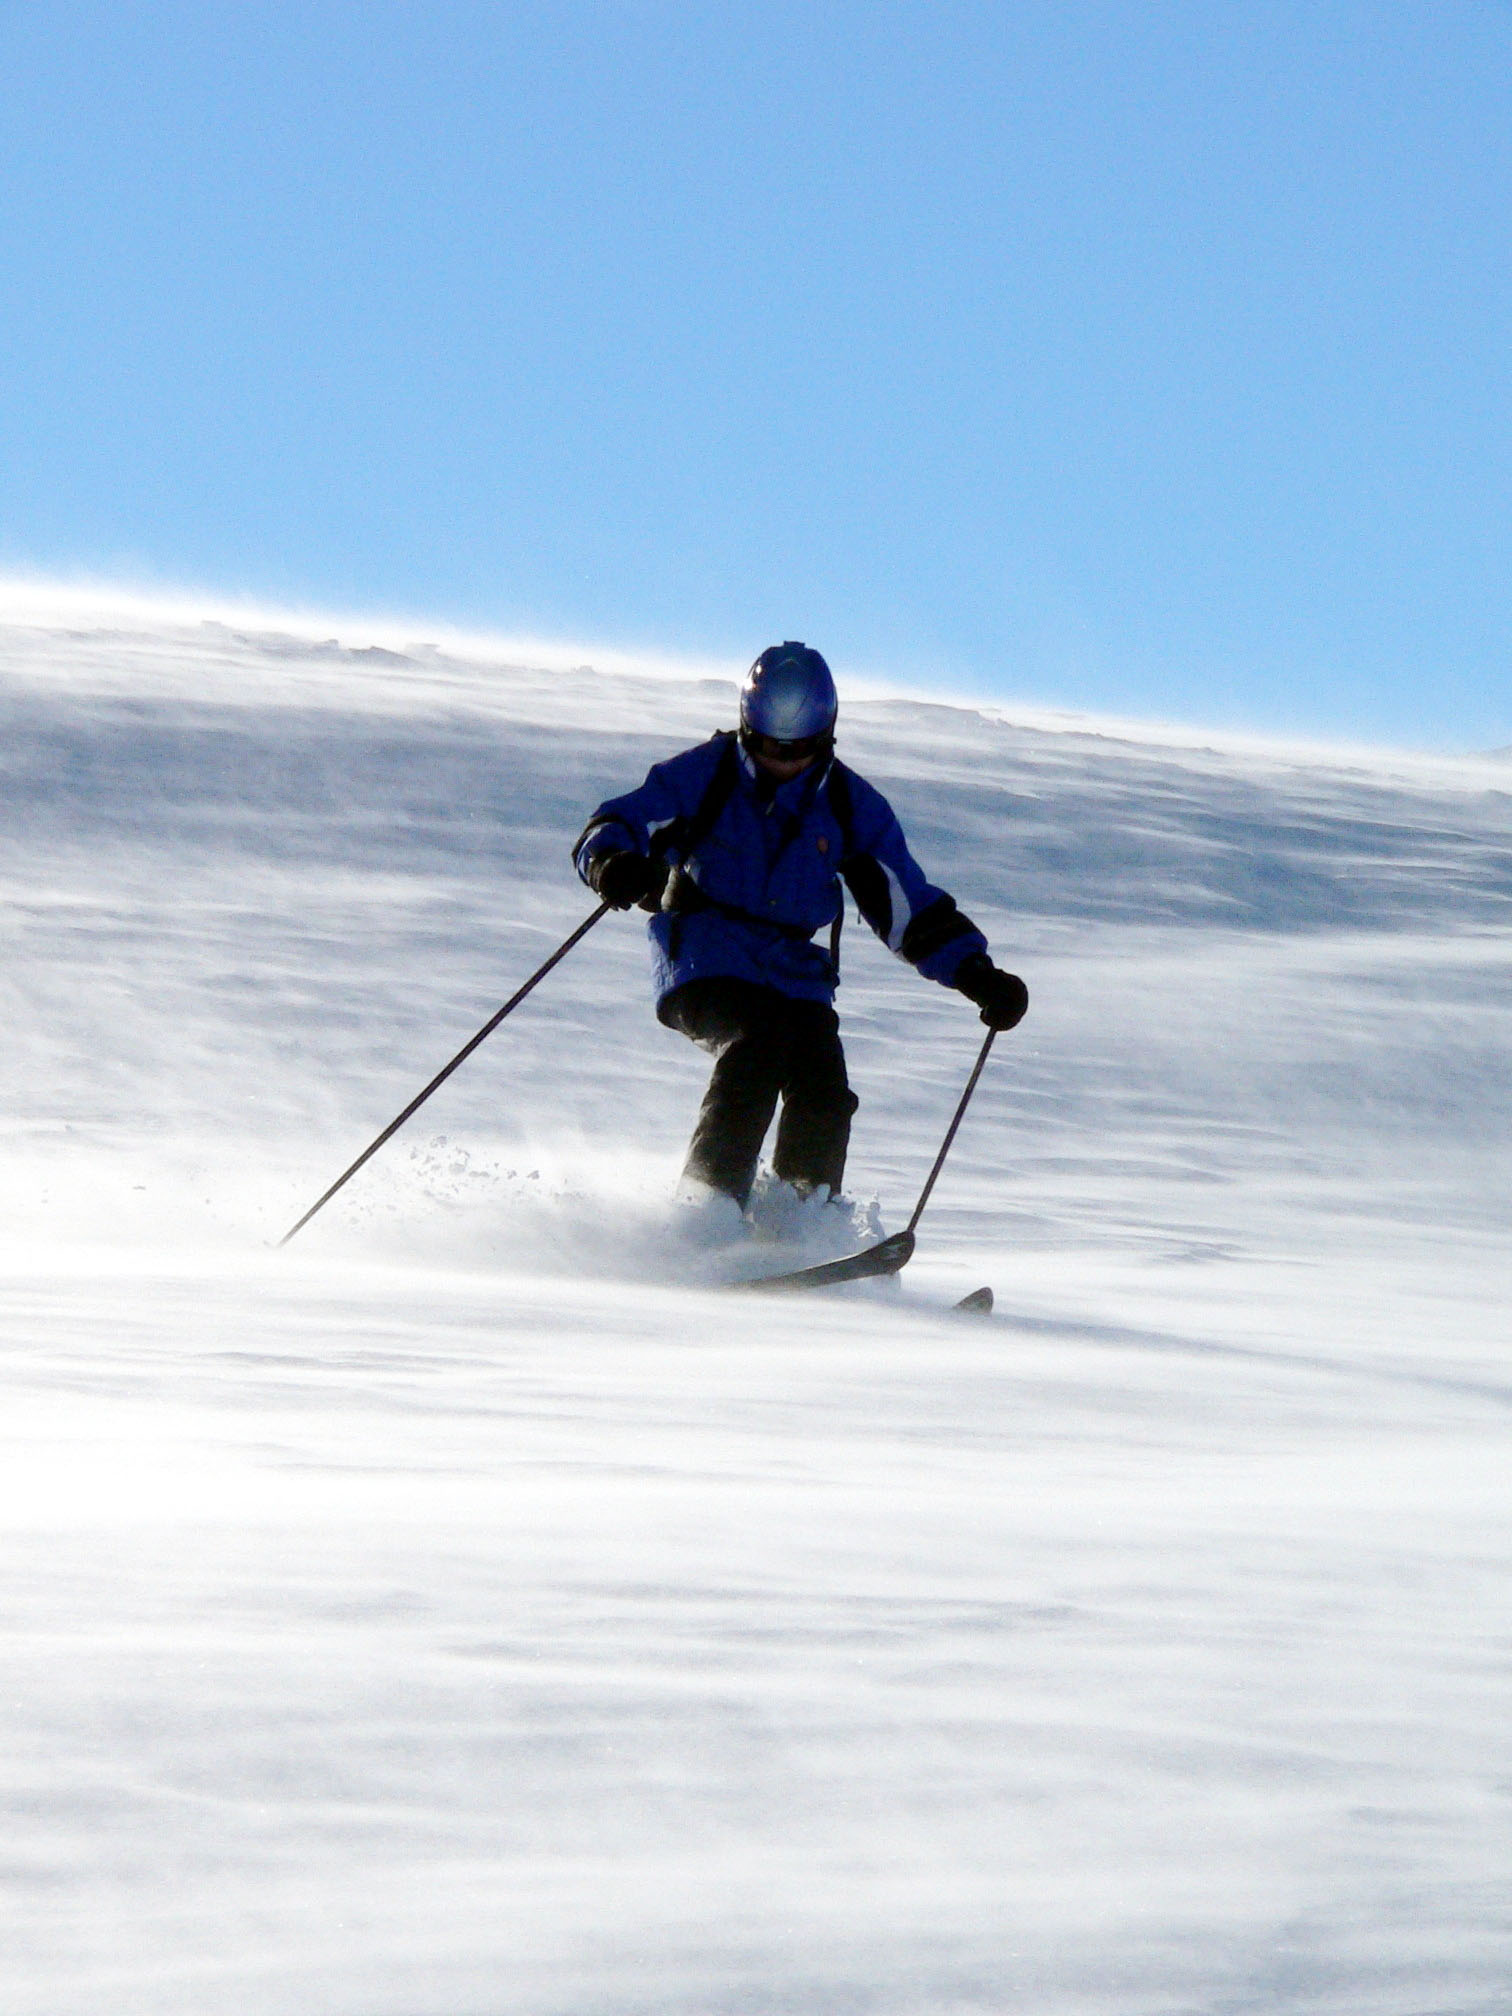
(740, 1226), (916, 1293)
(952, 1285), (994, 1315)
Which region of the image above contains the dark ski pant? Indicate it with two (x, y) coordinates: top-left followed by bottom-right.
(658, 977), (859, 1206)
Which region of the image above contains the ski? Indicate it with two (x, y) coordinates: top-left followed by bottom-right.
(953, 1285), (994, 1315)
(741, 1227), (915, 1293)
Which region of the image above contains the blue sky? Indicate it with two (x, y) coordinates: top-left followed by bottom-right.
(1, 1), (1508, 747)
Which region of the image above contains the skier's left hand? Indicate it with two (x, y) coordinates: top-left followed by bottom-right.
(954, 955), (1028, 1030)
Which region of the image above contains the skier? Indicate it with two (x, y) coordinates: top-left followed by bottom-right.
(573, 642), (1027, 1212)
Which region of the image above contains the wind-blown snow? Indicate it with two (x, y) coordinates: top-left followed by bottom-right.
(1, 594), (1508, 2013)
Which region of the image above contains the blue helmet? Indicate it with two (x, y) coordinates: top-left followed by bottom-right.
(739, 642), (838, 745)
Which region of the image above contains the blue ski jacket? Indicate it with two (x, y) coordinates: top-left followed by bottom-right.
(574, 733), (987, 1009)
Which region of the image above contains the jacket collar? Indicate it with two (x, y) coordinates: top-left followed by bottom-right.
(737, 742), (836, 808)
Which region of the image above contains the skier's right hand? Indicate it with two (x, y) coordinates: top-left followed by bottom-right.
(590, 848), (660, 910)
(954, 954), (1029, 1030)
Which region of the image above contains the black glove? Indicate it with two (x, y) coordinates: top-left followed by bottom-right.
(589, 848), (660, 910)
(954, 953), (1028, 1031)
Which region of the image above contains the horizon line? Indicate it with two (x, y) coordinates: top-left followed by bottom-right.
(0, 570), (1502, 775)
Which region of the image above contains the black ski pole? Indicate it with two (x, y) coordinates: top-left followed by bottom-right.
(903, 1023), (998, 1239)
(277, 899), (612, 1248)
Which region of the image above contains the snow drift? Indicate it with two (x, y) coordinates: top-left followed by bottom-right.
(1, 593), (1508, 2013)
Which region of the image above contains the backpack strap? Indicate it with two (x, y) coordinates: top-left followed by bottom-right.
(824, 758), (859, 978)
(659, 730), (741, 865)
(825, 759), (857, 857)
(650, 730), (742, 916)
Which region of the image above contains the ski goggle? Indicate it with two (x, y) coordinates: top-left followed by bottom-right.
(742, 728), (833, 764)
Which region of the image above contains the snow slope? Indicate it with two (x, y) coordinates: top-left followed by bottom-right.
(1, 596), (1508, 2013)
